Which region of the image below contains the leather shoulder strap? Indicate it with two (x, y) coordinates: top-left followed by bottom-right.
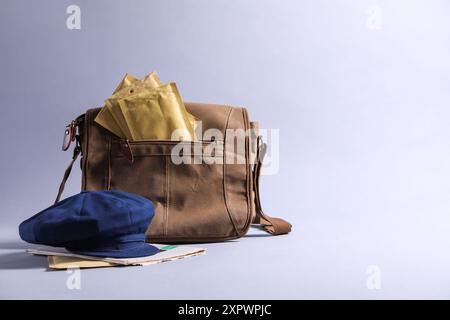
(54, 146), (81, 204)
(252, 138), (292, 235)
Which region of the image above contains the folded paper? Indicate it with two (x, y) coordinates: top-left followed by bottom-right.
(27, 245), (206, 270)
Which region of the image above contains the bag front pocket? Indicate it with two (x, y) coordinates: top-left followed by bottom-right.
(108, 139), (236, 241)
(109, 140), (168, 237)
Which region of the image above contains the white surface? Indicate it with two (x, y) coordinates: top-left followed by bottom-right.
(1, 0), (450, 299)
(1, 216), (449, 299)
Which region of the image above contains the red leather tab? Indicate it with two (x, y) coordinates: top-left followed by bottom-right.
(120, 139), (134, 163)
(62, 125), (75, 151)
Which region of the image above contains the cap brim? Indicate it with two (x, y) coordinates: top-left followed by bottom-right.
(69, 243), (160, 259)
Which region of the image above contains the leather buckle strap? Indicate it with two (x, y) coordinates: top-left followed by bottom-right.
(252, 136), (292, 235)
(55, 116), (84, 204)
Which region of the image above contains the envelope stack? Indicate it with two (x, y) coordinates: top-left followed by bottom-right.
(95, 71), (197, 141)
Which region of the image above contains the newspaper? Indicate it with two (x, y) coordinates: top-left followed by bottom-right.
(27, 244), (206, 269)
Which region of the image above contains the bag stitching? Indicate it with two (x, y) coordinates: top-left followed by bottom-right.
(164, 155), (169, 236)
(241, 107), (253, 235)
(82, 111), (90, 190)
(107, 135), (112, 190)
(222, 107), (239, 236)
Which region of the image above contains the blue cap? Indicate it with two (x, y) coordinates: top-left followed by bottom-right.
(19, 190), (159, 258)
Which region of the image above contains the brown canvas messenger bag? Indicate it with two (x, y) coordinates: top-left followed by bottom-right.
(56, 102), (292, 243)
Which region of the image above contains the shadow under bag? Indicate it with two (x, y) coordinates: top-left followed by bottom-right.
(57, 102), (292, 243)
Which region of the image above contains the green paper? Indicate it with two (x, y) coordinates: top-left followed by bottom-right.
(160, 245), (178, 251)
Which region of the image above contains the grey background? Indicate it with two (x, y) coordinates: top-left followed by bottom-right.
(1, 0), (450, 299)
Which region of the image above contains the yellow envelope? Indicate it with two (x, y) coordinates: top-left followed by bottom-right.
(105, 79), (164, 139)
(48, 255), (118, 269)
(94, 72), (163, 138)
(95, 71), (197, 140)
(139, 73), (198, 129)
(117, 83), (195, 141)
(113, 73), (139, 94)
